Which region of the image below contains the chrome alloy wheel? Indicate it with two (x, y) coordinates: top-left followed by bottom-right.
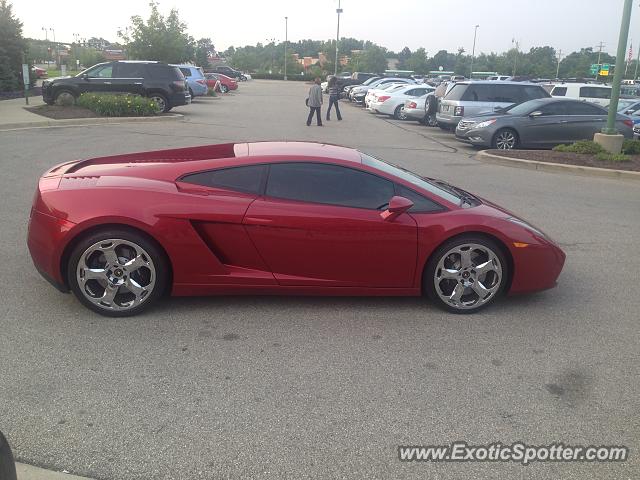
(76, 239), (156, 312)
(494, 130), (517, 149)
(434, 243), (503, 311)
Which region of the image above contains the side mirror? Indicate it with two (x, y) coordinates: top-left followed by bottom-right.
(81, 73), (89, 80)
(380, 196), (414, 222)
(494, 106), (505, 113)
(529, 110), (543, 118)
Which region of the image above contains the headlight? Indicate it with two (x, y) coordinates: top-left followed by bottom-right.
(506, 217), (547, 238)
(474, 119), (497, 129)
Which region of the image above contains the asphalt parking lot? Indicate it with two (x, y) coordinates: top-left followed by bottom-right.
(1, 80), (639, 480)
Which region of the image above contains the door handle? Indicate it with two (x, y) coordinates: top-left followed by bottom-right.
(104, 81), (112, 84)
(559, 120), (568, 123)
(134, 82), (142, 85)
(244, 217), (273, 225)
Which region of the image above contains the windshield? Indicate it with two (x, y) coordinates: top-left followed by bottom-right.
(361, 153), (462, 206)
(362, 77), (379, 86)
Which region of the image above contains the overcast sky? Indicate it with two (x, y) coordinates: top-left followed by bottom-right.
(15, 0), (640, 57)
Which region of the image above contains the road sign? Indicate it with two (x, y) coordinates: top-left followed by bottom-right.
(600, 64), (611, 76)
(590, 64), (599, 75)
(21, 64), (29, 86)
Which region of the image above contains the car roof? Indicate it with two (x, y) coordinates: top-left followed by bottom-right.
(453, 80), (541, 86)
(552, 82), (611, 88)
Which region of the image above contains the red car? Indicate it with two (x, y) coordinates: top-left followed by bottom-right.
(205, 73), (238, 93)
(27, 142), (565, 317)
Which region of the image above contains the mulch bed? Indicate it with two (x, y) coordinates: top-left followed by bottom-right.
(486, 149), (640, 172)
(25, 105), (102, 119)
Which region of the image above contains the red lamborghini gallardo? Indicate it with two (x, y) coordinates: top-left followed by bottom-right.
(27, 142), (565, 317)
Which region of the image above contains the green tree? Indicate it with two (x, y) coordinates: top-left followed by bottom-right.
(119, 1), (194, 64)
(404, 48), (428, 74)
(349, 44), (388, 73)
(195, 38), (214, 68)
(0, 0), (26, 91)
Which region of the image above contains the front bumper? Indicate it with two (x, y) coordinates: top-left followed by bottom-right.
(509, 240), (566, 295)
(455, 127), (492, 147)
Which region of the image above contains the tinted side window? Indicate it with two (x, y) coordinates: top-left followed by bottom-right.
(539, 102), (568, 115)
(179, 68), (192, 77)
(490, 85), (521, 103)
(181, 165), (267, 194)
(461, 84), (494, 102)
(396, 185), (443, 213)
(521, 85), (549, 101)
(147, 65), (183, 80)
(116, 63), (146, 78)
(552, 86), (567, 96)
(266, 163), (394, 210)
(565, 102), (606, 115)
(579, 87), (611, 99)
(87, 64), (113, 78)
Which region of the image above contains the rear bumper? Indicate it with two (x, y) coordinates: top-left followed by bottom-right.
(169, 92), (191, 107)
(436, 113), (461, 127)
(404, 107), (425, 120)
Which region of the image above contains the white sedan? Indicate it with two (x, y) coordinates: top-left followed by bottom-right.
(364, 83), (408, 109)
(368, 85), (434, 119)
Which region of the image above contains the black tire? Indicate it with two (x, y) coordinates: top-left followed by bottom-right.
(67, 229), (169, 317)
(220, 84), (228, 93)
(492, 128), (519, 150)
(424, 235), (508, 314)
(240, 75), (247, 81)
(54, 89), (76, 106)
(0, 431), (17, 480)
(148, 93), (170, 113)
(393, 104), (407, 120)
(426, 94), (438, 115)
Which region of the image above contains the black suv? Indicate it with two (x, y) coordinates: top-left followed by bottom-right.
(41, 61), (191, 112)
(210, 65), (246, 81)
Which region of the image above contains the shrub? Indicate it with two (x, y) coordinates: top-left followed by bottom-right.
(595, 152), (630, 162)
(552, 140), (605, 154)
(77, 93), (158, 116)
(621, 139), (640, 155)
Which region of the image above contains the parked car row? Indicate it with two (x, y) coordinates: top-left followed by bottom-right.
(341, 77), (634, 149)
(41, 60), (247, 113)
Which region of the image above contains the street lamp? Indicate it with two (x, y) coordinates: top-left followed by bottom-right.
(469, 24), (479, 79)
(284, 16), (288, 80)
(42, 27), (49, 69)
(334, 0), (343, 77)
(49, 28), (58, 67)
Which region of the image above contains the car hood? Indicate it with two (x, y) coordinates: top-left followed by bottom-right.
(45, 76), (73, 83)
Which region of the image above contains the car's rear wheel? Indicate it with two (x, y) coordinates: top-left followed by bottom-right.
(492, 128), (519, 150)
(54, 90), (76, 106)
(148, 93), (169, 113)
(220, 84), (228, 93)
(393, 105), (408, 120)
(67, 230), (168, 317)
(424, 236), (508, 313)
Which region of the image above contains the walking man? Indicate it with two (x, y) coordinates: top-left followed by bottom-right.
(326, 76), (342, 121)
(306, 77), (323, 126)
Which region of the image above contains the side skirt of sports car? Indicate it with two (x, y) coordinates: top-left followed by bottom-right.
(27, 142), (565, 317)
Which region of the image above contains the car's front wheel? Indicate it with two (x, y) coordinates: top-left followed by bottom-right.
(424, 236), (508, 313)
(67, 229), (168, 317)
(220, 84), (228, 93)
(54, 90), (76, 106)
(492, 128), (519, 150)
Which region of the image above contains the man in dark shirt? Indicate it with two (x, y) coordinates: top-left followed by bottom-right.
(326, 76), (342, 121)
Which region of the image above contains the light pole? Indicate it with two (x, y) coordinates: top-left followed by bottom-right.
(49, 28), (58, 67)
(469, 24), (479, 79)
(511, 38), (519, 76)
(555, 49), (562, 79)
(42, 27), (49, 69)
(284, 16), (288, 80)
(603, 0), (633, 135)
(334, 0), (343, 76)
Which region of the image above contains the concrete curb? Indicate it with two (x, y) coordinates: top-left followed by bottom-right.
(0, 114), (183, 131)
(16, 462), (94, 480)
(476, 150), (640, 182)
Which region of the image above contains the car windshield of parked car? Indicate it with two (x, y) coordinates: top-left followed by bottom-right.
(361, 77), (380, 86)
(360, 153), (461, 205)
(503, 99), (547, 116)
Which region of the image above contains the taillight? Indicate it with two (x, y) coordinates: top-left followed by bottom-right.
(407, 102), (417, 109)
(623, 119), (633, 128)
(454, 106), (464, 116)
(172, 80), (185, 91)
(378, 95), (390, 102)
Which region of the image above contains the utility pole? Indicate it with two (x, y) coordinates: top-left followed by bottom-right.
(511, 38), (519, 76)
(595, 41), (605, 80)
(556, 48), (562, 79)
(334, 0), (343, 77)
(42, 27), (49, 69)
(284, 16), (288, 80)
(49, 28), (57, 68)
(469, 25), (479, 79)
